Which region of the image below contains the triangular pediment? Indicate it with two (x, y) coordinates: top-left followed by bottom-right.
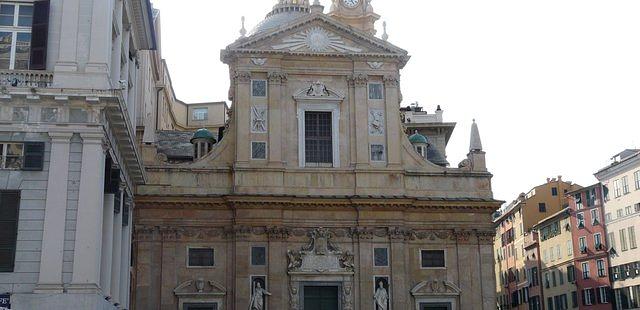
(226, 14), (408, 60)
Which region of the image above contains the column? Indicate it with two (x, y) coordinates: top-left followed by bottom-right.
(99, 193), (115, 297)
(86, 0), (113, 74)
(54, 0), (79, 72)
(34, 132), (73, 293)
(69, 133), (106, 294)
(383, 76), (401, 168)
(351, 74), (369, 168)
(119, 200), (133, 310)
(110, 190), (124, 305)
(234, 72), (251, 166)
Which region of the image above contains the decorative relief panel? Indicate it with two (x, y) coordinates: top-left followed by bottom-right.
(251, 105), (268, 133)
(369, 109), (385, 136)
(287, 228), (354, 273)
(273, 27), (363, 53)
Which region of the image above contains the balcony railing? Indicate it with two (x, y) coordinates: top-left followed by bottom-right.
(0, 70), (53, 88)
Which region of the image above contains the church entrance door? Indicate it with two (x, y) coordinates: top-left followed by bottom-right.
(303, 286), (339, 310)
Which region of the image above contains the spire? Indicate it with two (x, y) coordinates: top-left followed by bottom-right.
(469, 119), (483, 152)
(382, 21), (388, 41)
(239, 16), (247, 37)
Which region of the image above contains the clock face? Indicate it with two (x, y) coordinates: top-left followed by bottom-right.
(343, 0), (360, 8)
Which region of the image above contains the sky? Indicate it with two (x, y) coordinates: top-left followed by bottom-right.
(150, 0), (640, 204)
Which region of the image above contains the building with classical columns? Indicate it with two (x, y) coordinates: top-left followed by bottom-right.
(133, 1), (501, 310)
(0, 0), (155, 309)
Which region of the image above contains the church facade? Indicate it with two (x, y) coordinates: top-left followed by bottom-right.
(133, 1), (500, 309)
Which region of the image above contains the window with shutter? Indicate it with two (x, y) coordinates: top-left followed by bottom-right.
(22, 142), (44, 171)
(29, 0), (48, 70)
(0, 191), (20, 272)
(304, 111), (332, 166)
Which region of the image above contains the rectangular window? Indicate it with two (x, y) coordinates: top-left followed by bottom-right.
(544, 272), (550, 288)
(617, 208), (624, 218)
(636, 203), (640, 213)
(587, 189), (596, 207)
(547, 297), (553, 310)
(538, 203), (546, 212)
(571, 291), (578, 308)
(629, 226), (637, 249)
(620, 229), (628, 251)
(0, 3), (33, 70)
(556, 244), (561, 259)
(188, 248), (214, 267)
(607, 232), (616, 250)
(635, 170), (640, 190)
(251, 141), (267, 160)
(567, 240), (573, 256)
(251, 80), (267, 97)
(605, 213), (612, 223)
(552, 187), (558, 196)
(614, 179), (621, 198)
(192, 108), (208, 121)
(558, 269), (564, 285)
(420, 249), (445, 268)
(597, 259), (606, 277)
(551, 270), (557, 287)
(370, 144), (385, 162)
(304, 111), (333, 165)
(184, 303), (218, 310)
(567, 265), (575, 283)
(622, 176), (630, 195)
(582, 262), (590, 279)
(575, 193), (583, 209)
(374, 247), (389, 267)
(0, 191), (19, 272)
(598, 287), (609, 303)
(0, 143), (23, 169)
(626, 206), (632, 215)
(531, 267), (539, 286)
(591, 209), (600, 225)
(251, 246), (266, 266)
(594, 233), (602, 249)
(368, 83), (384, 100)
(579, 236), (587, 252)
(577, 213), (585, 228)
(583, 288), (595, 306)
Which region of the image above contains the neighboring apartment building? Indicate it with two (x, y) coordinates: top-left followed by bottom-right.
(524, 231), (543, 310)
(595, 150), (640, 310)
(567, 184), (613, 309)
(0, 0), (155, 309)
(535, 208), (577, 310)
(494, 178), (581, 309)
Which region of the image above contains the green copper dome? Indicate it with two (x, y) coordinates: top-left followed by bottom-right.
(191, 128), (216, 144)
(409, 131), (428, 145)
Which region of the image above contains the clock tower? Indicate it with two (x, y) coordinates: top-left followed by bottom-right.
(327, 0), (380, 35)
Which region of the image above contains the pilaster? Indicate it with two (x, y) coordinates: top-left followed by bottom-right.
(234, 226), (251, 310)
(267, 72), (287, 167)
(119, 200), (133, 310)
(267, 228), (288, 310)
(349, 74), (369, 168)
(34, 132), (73, 294)
(99, 193), (115, 297)
(390, 232), (408, 309)
(384, 75), (401, 168)
(234, 71), (252, 167)
(110, 190), (124, 305)
(110, 0), (124, 85)
(86, 0), (114, 76)
(69, 133), (106, 294)
(54, 0), (79, 72)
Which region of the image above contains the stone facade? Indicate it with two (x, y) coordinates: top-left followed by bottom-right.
(133, 1), (501, 310)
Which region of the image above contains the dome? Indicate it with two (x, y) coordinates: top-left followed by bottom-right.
(249, 0), (311, 36)
(409, 131), (428, 145)
(191, 128), (216, 144)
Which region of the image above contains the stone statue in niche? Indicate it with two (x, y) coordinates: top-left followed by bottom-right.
(374, 280), (389, 310)
(249, 280), (271, 310)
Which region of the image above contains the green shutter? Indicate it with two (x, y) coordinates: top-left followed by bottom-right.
(22, 142), (45, 171)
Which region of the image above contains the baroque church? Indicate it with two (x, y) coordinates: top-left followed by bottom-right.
(134, 0), (500, 309)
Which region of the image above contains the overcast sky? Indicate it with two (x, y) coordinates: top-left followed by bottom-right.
(150, 0), (640, 204)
